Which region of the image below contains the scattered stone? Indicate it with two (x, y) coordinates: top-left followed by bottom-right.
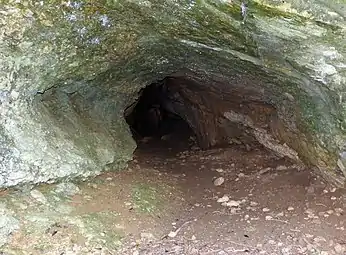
(217, 195), (229, 203)
(140, 232), (155, 241)
(330, 187), (337, 192)
(54, 182), (80, 197)
(215, 168), (224, 173)
(281, 246), (292, 255)
(30, 189), (47, 204)
(287, 206), (294, 211)
(276, 165), (288, 171)
(258, 167), (271, 175)
(230, 208), (239, 214)
(276, 212), (284, 217)
(262, 208), (270, 212)
(307, 186), (315, 194)
(334, 243), (346, 254)
(223, 200), (240, 207)
(238, 173), (245, 178)
(323, 189), (329, 194)
(265, 215), (273, 220)
(213, 177), (225, 186)
(335, 208), (343, 213)
(331, 196), (337, 200)
(313, 236), (326, 243)
(268, 240), (275, 245)
(250, 201), (258, 206)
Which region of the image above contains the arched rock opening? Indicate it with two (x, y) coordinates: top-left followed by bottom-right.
(124, 73), (300, 160)
(1, 1), (346, 188)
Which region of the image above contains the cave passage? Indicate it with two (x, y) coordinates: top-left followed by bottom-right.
(124, 79), (195, 146)
(124, 74), (280, 154)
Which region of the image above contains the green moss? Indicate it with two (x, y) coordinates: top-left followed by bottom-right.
(132, 184), (162, 214)
(80, 211), (123, 249)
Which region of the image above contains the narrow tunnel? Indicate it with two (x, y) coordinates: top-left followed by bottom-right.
(123, 74), (293, 159)
(124, 78), (194, 146)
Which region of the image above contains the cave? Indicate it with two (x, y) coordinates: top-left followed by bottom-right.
(124, 74), (292, 157)
(2, 1), (346, 253)
(124, 78), (194, 145)
(0, 0), (346, 189)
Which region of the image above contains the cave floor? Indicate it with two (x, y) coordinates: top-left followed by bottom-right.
(1, 135), (346, 255)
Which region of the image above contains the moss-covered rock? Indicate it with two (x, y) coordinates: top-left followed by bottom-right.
(0, 0), (345, 187)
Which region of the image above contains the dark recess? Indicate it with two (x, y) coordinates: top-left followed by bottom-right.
(124, 79), (193, 142)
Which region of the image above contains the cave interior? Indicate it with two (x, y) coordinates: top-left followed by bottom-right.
(124, 74), (277, 155)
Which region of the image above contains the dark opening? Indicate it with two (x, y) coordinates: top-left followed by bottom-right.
(124, 79), (195, 147)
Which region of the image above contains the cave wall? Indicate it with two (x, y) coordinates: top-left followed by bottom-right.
(0, 0), (346, 187)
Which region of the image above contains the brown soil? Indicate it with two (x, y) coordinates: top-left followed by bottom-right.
(71, 131), (346, 255)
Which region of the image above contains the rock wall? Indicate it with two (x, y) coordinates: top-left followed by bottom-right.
(0, 0), (346, 187)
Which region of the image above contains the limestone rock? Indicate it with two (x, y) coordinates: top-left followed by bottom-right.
(0, 0), (345, 187)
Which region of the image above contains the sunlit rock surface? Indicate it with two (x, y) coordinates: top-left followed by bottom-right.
(0, 0), (346, 187)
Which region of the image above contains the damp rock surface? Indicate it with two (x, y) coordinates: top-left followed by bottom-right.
(0, 0), (346, 187)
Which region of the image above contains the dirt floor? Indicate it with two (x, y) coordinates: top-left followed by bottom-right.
(115, 133), (346, 255)
(1, 130), (346, 255)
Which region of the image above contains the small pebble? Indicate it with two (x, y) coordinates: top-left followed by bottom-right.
(30, 189), (47, 204)
(217, 195), (229, 203)
(262, 208), (270, 212)
(268, 240), (275, 245)
(287, 206), (294, 211)
(331, 196), (337, 200)
(265, 215), (273, 220)
(335, 208), (343, 213)
(213, 177), (225, 186)
(225, 200), (240, 207)
(334, 243), (346, 254)
(307, 186), (315, 193)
